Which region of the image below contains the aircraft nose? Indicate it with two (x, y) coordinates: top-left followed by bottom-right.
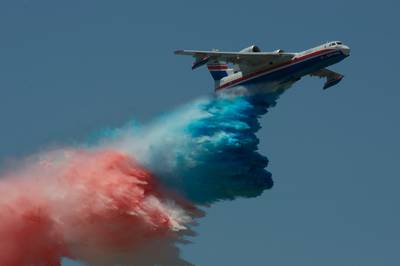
(340, 45), (350, 56)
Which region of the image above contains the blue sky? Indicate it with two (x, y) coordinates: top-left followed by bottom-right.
(0, 0), (399, 265)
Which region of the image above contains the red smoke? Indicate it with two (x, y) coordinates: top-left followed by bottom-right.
(0, 149), (193, 266)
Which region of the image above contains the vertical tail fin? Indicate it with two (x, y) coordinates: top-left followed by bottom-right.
(207, 60), (233, 81)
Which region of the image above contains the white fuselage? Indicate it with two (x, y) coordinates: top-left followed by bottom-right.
(216, 41), (350, 92)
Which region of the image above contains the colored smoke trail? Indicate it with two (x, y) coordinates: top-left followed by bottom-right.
(103, 92), (283, 203)
(0, 150), (198, 265)
(0, 91), (283, 265)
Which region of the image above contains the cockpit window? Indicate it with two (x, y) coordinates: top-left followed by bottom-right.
(329, 42), (342, 46)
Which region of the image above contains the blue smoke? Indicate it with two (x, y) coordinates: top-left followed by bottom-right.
(168, 95), (276, 203)
(99, 91), (284, 204)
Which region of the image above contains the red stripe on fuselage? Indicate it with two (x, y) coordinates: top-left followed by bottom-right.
(216, 48), (336, 90)
(208, 65), (228, 70)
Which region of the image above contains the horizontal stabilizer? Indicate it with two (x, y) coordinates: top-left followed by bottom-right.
(192, 56), (210, 70)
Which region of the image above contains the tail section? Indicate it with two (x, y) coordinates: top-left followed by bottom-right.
(173, 49), (234, 88)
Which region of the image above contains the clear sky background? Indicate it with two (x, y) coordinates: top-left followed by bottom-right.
(0, 1), (399, 265)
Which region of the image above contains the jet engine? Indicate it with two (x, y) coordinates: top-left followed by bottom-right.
(239, 45), (261, 53)
(274, 49), (285, 54)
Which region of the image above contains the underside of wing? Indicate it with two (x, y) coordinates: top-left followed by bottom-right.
(310, 68), (344, 90)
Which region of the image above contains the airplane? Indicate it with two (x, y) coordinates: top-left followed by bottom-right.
(174, 41), (350, 93)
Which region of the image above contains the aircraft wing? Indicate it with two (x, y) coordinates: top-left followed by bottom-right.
(310, 68), (344, 90)
(174, 49), (296, 70)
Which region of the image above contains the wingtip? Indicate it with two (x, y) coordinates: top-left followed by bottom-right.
(323, 75), (344, 90)
(174, 50), (184, 55)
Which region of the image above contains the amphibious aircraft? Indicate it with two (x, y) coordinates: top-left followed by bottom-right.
(175, 41), (350, 92)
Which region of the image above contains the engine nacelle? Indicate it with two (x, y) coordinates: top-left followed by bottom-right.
(274, 49), (285, 54)
(239, 45), (261, 53)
